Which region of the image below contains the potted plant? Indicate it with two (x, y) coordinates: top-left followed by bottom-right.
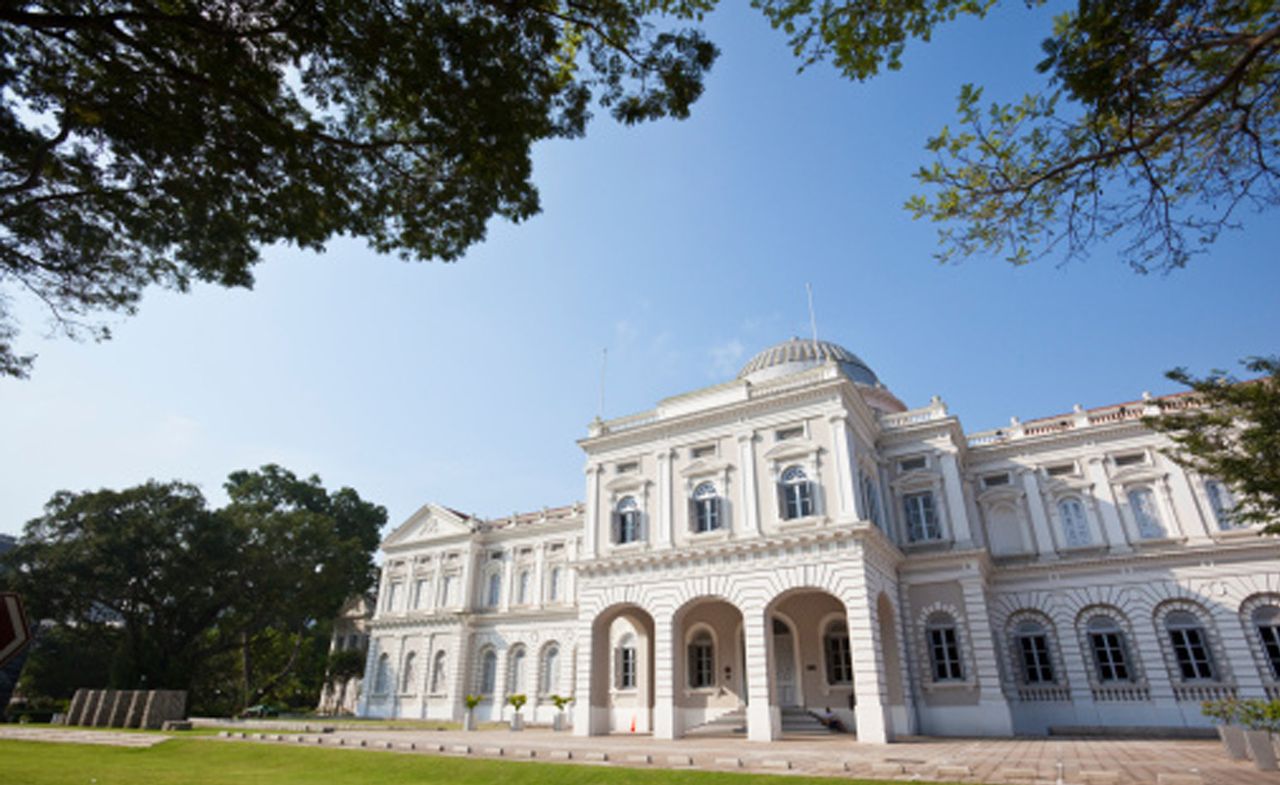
(507, 694), (527, 731)
(1202, 698), (1248, 760)
(550, 694), (573, 732)
(1239, 698), (1279, 771)
(463, 694), (482, 731)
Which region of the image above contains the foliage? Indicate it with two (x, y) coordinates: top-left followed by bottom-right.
(1146, 356), (1280, 534)
(1, 464), (386, 714)
(0, 1), (718, 378)
(327, 648), (368, 684)
(506, 693), (527, 712)
(464, 694), (482, 711)
(550, 694), (574, 712)
(1239, 698), (1280, 733)
(14, 624), (121, 705)
(1201, 697), (1242, 724)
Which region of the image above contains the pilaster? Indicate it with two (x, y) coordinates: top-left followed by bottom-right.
(737, 432), (762, 538)
(742, 602), (779, 741)
(656, 450), (673, 547)
(958, 577), (1014, 734)
(652, 609), (677, 739)
(1018, 469), (1058, 559)
(1085, 458), (1132, 553)
(938, 451), (973, 546)
(584, 465), (601, 559)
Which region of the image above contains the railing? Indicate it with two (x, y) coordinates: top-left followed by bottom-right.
(1265, 685), (1280, 701)
(600, 411), (658, 434)
(1015, 685), (1072, 702)
(1091, 685), (1151, 702)
(880, 408), (944, 428)
(1173, 684), (1237, 702)
(965, 392), (1200, 448)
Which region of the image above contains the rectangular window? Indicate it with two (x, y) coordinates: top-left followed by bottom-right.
(1113, 453), (1146, 468)
(1046, 463), (1076, 478)
(1127, 488), (1165, 539)
(983, 473), (1010, 488)
(385, 582), (401, 612)
(903, 492), (941, 542)
(1169, 627), (1216, 681)
(616, 461), (639, 474)
(691, 444), (716, 459)
(928, 627), (964, 681)
(899, 456), (927, 472)
(825, 634), (853, 685)
(619, 648), (636, 689)
(414, 578), (432, 609)
(1018, 635), (1054, 684)
(689, 643), (715, 688)
(1259, 624), (1280, 680)
(1089, 632), (1130, 682)
(440, 575), (455, 607)
(775, 426), (805, 441)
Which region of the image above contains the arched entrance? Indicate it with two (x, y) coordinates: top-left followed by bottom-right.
(766, 589), (856, 734)
(585, 604), (655, 734)
(672, 596), (746, 736)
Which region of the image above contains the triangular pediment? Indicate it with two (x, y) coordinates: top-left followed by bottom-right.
(381, 503), (474, 548)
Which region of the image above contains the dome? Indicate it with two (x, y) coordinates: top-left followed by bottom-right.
(738, 337), (881, 387)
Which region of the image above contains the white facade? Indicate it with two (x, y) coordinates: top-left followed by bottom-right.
(360, 338), (1280, 742)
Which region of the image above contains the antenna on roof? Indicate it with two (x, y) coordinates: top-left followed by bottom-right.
(805, 282), (820, 347)
(598, 347), (608, 421)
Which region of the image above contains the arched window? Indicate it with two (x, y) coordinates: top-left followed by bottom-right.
(780, 466), (815, 520)
(1013, 620), (1054, 684)
(1058, 498), (1092, 548)
(1086, 615), (1132, 682)
(861, 471), (883, 527)
(692, 482), (722, 532)
(401, 652), (417, 693)
(548, 566), (562, 602)
(374, 653), (391, 694)
(486, 572), (502, 608)
(1127, 487), (1165, 539)
(1205, 480), (1236, 529)
(1165, 610), (1216, 681)
(479, 649), (498, 694)
(904, 491), (940, 542)
(430, 650), (448, 693)
(688, 629), (715, 688)
(1254, 606), (1280, 680)
(516, 570), (531, 605)
(617, 634), (637, 689)
(541, 645), (560, 694)
(823, 621), (853, 685)
(615, 496), (641, 544)
(508, 647), (526, 694)
(925, 612), (963, 681)
(440, 574), (456, 607)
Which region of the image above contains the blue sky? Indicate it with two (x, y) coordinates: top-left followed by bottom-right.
(2, 4), (1277, 538)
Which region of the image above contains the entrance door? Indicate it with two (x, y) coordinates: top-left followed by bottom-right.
(772, 618), (798, 706)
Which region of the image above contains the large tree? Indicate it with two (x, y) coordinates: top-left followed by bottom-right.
(1147, 356), (1280, 534)
(2, 465), (386, 712)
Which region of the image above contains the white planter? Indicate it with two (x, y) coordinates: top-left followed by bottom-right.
(1244, 730), (1278, 771)
(552, 713), (565, 732)
(510, 713), (524, 731)
(463, 711), (476, 731)
(1219, 724), (1249, 760)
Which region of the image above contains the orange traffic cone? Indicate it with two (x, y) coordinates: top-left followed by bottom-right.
(630, 716), (636, 733)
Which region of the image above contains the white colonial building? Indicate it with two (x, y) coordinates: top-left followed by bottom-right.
(358, 338), (1280, 743)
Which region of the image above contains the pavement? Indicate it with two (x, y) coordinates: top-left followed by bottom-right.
(0, 726), (171, 747)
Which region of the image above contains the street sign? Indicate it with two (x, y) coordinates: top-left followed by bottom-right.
(0, 593), (31, 669)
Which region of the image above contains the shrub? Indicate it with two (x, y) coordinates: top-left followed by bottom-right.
(1201, 698), (1240, 724)
(506, 694), (527, 712)
(550, 694), (573, 712)
(464, 694), (482, 711)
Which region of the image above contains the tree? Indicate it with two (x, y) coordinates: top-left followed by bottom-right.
(0, 1), (718, 377)
(1146, 356), (1280, 534)
(1, 465), (387, 712)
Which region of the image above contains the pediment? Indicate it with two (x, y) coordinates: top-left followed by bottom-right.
(762, 440), (821, 463)
(604, 474), (651, 493)
(679, 458), (733, 478)
(381, 503), (473, 547)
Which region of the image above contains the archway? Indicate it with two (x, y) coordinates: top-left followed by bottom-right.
(766, 588), (856, 734)
(672, 596), (746, 736)
(587, 604), (655, 734)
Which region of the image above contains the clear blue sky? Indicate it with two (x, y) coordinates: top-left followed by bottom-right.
(2, 4), (1277, 538)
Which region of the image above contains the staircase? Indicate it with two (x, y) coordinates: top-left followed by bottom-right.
(683, 707), (747, 737)
(781, 706), (836, 736)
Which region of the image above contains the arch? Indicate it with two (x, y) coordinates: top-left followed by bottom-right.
(373, 652), (391, 695)
(478, 647), (498, 695)
(1004, 609), (1063, 686)
(485, 571), (502, 608)
(429, 650), (448, 694)
(508, 645), (528, 695)
(586, 602), (655, 735)
(671, 595), (746, 730)
(516, 569), (531, 605)
(401, 651), (417, 694)
(765, 587), (852, 712)
(1076, 605), (1140, 685)
(1240, 593), (1280, 683)
(1153, 599), (1227, 684)
(540, 642), (562, 695)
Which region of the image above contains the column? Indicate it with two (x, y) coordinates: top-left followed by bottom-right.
(1163, 457), (1214, 543)
(1085, 458), (1132, 553)
(533, 543), (547, 608)
(652, 609), (678, 739)
(449, 630), (473, 721)
(737, 432), (762, 538)
(959, 577), (1014, 735)
(572, 617), (598, 736)
(493, 647), (510, 722)
(583, 465), (601, 558)
(460, 542), (480, 611)
(829, 415), (859, 519)
(844, 572), (893, 744)
(500, 552), (514, 612)
(938, 451), (974, 546)
(656, 450), (673, 547)
(1018, 469), (1059, 559)
(742, 602), (778, 741)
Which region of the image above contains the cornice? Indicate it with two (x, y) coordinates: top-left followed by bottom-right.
(988, 537), (1280, 582)
(965, 420), (1154, 461)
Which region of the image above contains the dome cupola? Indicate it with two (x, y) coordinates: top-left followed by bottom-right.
(738, 337), (880, 386)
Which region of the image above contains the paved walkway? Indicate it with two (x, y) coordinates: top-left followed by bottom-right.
(210, 726), (1280, 785)
(0, 726), (171, 748)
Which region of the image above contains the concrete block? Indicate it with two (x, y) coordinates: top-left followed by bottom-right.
(666, 754), (693, 766)
(870, 763), (905, 777)
(106, 690), (130, 728)
(937, 764), (974, 779)
(397, 742), (416, 751)
(625, 754), (652, 764)
(125, 692), (147, 728)
(1156, 775), (1203, 785)
(382, 741), (394, 749)
(999, 768), (1039, 783)
(582, 751), (608, 762)
(65, 690), (88, 726)
(816, 760), (849, 772)
(449, 744), (471, 754)
(1080, 771), (1119, 785)
(481, 746), (504, 756)
(714, 757), (742, 768)
(509, 749), (535, 758)
(760, 759), (791, 770)
(548, 750), (572, 760)
(91, 690), (117, 727)
(294, 735), (307, 743)
(218, 731), (231, 738)
(358, 740), (368, 747)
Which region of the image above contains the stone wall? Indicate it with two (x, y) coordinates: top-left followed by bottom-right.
(64, 689), (186, 729)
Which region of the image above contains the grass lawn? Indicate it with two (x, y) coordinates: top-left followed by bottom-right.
(0, 738), (964, 785)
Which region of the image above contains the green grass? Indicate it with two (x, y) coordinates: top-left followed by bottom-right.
(0, 738), (960, 785)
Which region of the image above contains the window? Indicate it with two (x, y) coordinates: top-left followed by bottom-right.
(616, 461), (639, 474)
(542, 645), (560, 694)
(691, 444), (716, 459)
(904, 491), (941, 542)
(775, 425), (804, 441)
(692, 481), (722, 532)
(1254, 607), (1280, 680)
(1058, 498), (1092, 548)
(516, 570), (531, 605)
(1086, 616), (1132, 682)
(983, 473), (1010, 488)
(414, 578), (432, 609)
(1127, 488), (1165, 539)
(401, 652), (417, 693)
(374, 653), (391, 694)
(1205, 480), (1236, 529)
(618, 635), (637, 689)
(486, 572), (502, 608)
(430, 650), (448, 693)
(615, 496), (642, 544)
(780, 466), (815, 519)
(899, 456), (927, 472)
(1165, 610), (1216, 681)
(861, 471), (883, 527)
(1046, 463), (1076, 478)
(824, 621), (853, 685)
(1014, 621), (1054, 684)
(480, 650), (497, 694)
(508, 648), (526, 694)
(548, 566), (562, 602)
(440, 575), (455, 607)
(926, 613), (964, 681)
(688, 631), (715, 688)
(384, 582), (400, 612)
(1114, 453), (1146, 468)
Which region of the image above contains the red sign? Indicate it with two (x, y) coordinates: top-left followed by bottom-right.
(0, 593), (31, 669)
